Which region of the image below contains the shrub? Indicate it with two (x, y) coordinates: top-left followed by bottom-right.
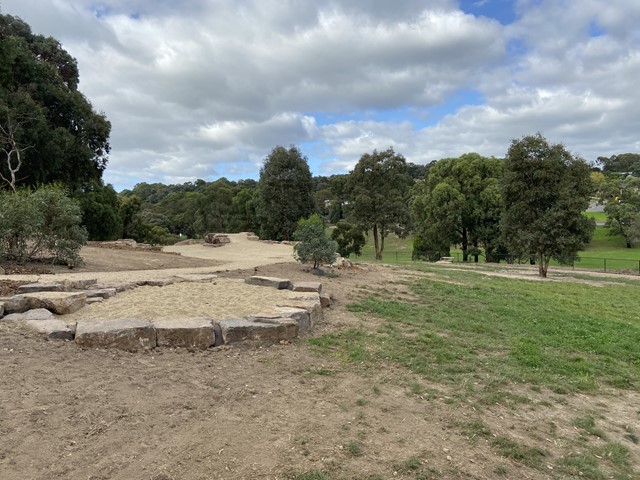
(0, 185), (87, 266)
(293, 214), (337, 269)
(331, 220), (365, 258)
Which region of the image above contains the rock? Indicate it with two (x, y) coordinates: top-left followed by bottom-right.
(135, 279), (173, 287)
(174, 273), (218, 282)
(248, 307), (312, 334)
(276, 299), (322, 329)
(0, 301), (4, 317)
(114, 282), (138, 293)
(75, 318), (156, 351)
(23, 292), (87, 315)
(319, 293), (331, 308)
(291, 281), (322, 293)
(153, 317), (215, 350)
(84, 288), (117, 299)
(245, 276), (292, 290)
(0, 266), (4, 275)
(86, 297), (104, 305)
(17, 283), (65, 294)
(0, 295), (28, 314)
(204, 233), (230, 245)
(310, 268), (325, 276)
(247, 235), (260, 241)
(62, 279), (98, 290)
(25, 319), (74, 341)
(213, 323), (223, 347)
(218, 317), (298, 345)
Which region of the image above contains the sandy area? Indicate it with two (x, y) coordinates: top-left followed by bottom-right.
(61, 278), (305, 323)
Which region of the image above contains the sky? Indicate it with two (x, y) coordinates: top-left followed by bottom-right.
(2, 0), (640, 191)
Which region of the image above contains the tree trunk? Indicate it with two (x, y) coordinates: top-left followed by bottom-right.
(462, 228), (468, 262)
(538, 253), (549, 277)
(373, 224), (381, 260)
(380, 224), (386, 261)
(473, 238), (479, 263)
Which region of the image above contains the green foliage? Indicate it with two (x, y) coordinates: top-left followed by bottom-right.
(502, 133), (595, 277)
(347, 148), (412, 260)
(74, 181), (122, 240)
(331, 221), (365, 258)
(412, 153), (503, 262)
(293, 214), (337, 269)
(0, 185), (87, 265)
(0, 14), (110, 191)
(597, 153), (640, 176)
(600, 176), (640, 248)
(258, 145), (315, 241)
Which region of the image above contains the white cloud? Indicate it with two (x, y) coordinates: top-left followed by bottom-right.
(2, 0), (640, 188)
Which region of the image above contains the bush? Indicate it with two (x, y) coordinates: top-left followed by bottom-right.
(0, 185), (88, 266)
(293, 214), (337, 269)
(331, 220), (365, 258)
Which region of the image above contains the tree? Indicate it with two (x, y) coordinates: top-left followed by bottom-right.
(293, 214), (337, 269)
(412, 153), (503, 262)
(257, 145), (314, 241)
(597, 153), (640, 176)
(0, 14), (110, 191)
(74, 181), (122, 240)
(347, 148), (412, 260)
(502, 134), (595, 277)
(331, 220), (366, 258)
(600, 176), (640, 248)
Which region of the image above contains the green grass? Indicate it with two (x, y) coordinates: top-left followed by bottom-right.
(584, 211), (608, 223)
(309, 267), (640, 393)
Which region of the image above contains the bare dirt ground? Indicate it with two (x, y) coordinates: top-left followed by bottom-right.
(1, 237), (638, 479)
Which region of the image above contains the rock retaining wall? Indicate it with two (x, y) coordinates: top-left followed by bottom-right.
(0, 275), (329, 351)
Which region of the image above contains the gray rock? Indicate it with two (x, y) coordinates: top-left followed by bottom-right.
(244, 276), (292, 290)
(291, 281), (322, 293)
(86, 297), (104, 305)
(135, 279), (173, 287)
(153, 317), (215, 350)
(319, 293), (331, 308)
(62, 279), (98, 290)
(0, 302), (4, 317)
(25, 319), (74, 341)
(84, 288), (117, 299)
(0, 295), (28, 314)
(218, 317), (298, 345)
(276, 299), (322, 329)
(247, 235), (260, 241)
(2, 308), (54, 322)
(23, 292), (87, 315)
(17, 283), (65, 294)
(75, 318), (156, 351)
(114, 282), (138, 293)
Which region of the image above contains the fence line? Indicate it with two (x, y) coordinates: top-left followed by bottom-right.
(356, 251), (640, 275)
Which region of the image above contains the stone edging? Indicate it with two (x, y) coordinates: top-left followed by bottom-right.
(0, 275), (331, 352)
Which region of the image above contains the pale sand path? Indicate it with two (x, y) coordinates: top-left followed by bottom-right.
(1, 234), (295, 284)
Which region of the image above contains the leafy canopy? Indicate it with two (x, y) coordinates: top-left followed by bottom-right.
(502, 133), (594, 277)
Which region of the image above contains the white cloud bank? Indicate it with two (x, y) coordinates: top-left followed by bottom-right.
(3, 0), (640, 188)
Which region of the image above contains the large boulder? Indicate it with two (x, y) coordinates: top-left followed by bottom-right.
(75, 318), (156, 351)
(0, 295), (28, 314)
(245, 276), (292, 290)
(25, 319), (74, 341)
(276, 299), (322, 328)
(2, 308), (54, 322)
(153, 317), (215, 350)
(84, 288), (117, 299)
(23, 292), (87, 315)
(218, 317), (298, 345)
(248, 307), (313, 334)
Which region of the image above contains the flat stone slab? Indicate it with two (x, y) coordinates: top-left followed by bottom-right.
(2, 308), (54, 322)
(25, 319), (74, 341)
(276, 299), (322, 329)
(153, 317), (215, 350)
(75, 318), (156, 351)
(0, 302), (4, 317)
(218, 317), (298, 345)
(84, 288), (117, 299)
(17, 283), (65, 294)
(244, 276), (292, 290)
(173, 273), (219, 282)
(62, 279), (98, 290)
(0, 296), (28, 314)
(291, 281), (322, 293)
(23, 292), (87, 315)
(247, 307), (312, 334)
(86, 297), (104, 305)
